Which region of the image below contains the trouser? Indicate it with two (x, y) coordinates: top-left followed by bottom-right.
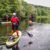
(12, 23), (19, 31)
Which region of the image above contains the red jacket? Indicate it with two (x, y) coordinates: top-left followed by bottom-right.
(11, 16), (19, 23)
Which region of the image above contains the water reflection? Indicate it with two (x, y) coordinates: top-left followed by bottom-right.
(23, 41), (33, 47)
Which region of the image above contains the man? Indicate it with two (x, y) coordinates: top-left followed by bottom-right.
(11, 13), (19, 35)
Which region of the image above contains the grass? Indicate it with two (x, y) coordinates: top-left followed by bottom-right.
(0, 23), (11, 43)
(36, 16), (50, 23)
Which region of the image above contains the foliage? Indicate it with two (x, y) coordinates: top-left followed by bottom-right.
(36, 16), (50, 23)
(0, 0), (50, 22)
(0, 0), (36, 19)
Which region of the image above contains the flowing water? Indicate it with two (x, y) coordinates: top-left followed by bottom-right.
(1, 23), (50, 50)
